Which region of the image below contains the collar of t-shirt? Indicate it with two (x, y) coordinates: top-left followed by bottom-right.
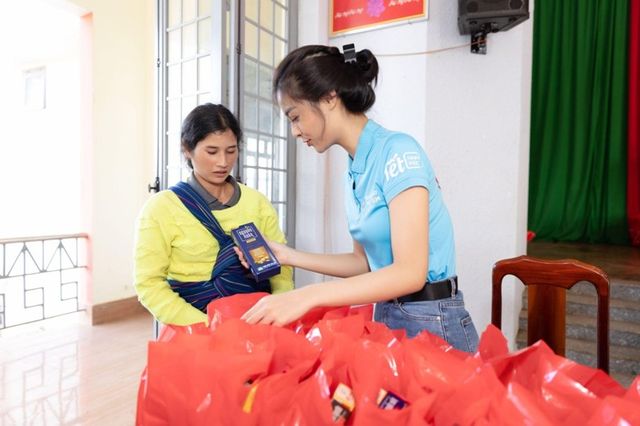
(349, 119), (379, 175)
(186, 172), (241, 211)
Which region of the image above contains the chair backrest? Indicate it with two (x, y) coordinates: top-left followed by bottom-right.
(491, 255), (610, 373)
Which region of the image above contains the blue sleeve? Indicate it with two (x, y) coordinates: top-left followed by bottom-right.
(380, 134), (435, 202)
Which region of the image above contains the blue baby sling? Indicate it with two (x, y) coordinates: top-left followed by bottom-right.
(168, 182), (270, 312)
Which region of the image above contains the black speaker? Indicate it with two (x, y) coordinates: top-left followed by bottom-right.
(458, 0), (529, 35)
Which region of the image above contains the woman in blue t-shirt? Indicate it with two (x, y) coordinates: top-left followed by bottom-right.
(238, 44), (479, 353)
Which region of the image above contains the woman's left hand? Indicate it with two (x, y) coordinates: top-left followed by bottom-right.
(241, 289), (313, 326)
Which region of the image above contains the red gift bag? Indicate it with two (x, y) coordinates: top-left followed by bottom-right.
(136, 294), (640, 425)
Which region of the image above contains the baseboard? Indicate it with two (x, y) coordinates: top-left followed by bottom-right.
(91, 296), (149, 325)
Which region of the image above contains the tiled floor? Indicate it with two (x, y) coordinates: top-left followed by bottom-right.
(0, 312), (153, 425)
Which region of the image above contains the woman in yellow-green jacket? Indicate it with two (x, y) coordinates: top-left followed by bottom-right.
(134, 103), (293, 326)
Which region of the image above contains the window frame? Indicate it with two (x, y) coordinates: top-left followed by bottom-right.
(154, 0), (297, 241)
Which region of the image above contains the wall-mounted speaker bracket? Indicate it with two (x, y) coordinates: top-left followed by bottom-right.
(471, 22), (499, 54)
(471, 31), (487, 54)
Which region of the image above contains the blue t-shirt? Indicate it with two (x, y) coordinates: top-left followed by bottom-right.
(345, 120), (456, 282)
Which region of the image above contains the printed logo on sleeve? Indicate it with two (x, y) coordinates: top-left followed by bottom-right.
(384, 152), (422, 181)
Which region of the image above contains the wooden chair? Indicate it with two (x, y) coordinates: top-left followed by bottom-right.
(491, 255), (610, 373)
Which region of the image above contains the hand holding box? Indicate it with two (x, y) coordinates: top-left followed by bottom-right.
(231, 223), (281, 282)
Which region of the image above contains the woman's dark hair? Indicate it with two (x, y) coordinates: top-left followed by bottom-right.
(273, 45), (379, 114)
(181, 103), (243, 168)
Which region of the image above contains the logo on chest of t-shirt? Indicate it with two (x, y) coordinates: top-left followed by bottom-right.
(384, 152), (422, 182)
(362, 191), (382, 212)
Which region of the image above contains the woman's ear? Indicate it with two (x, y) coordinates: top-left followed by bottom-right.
(322, 90), (339, 110)
(182, 148), (192, 165)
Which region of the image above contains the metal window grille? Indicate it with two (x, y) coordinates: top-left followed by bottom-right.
(0, 234), (88, 329)
(238, 0), (296, 236)
(155, 0), (297, 239)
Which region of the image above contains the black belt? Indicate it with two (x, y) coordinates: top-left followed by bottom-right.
(393, 276), (458, 303)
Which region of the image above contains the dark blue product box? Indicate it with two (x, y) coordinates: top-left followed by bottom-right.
(377, 389), (408, 410)
(231, 222), (281, 282)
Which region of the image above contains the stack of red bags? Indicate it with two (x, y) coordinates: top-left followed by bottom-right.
(136, 293), (640, 425)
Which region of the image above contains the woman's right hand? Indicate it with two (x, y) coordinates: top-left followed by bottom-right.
(265, 239), (291, 265)
(234, 239), (293, 268)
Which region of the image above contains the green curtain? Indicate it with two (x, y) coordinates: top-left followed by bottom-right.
(529, 0), (629, 244)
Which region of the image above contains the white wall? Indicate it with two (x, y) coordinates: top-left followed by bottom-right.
(0, 1), (85, 238)
(296, 1), (533, 347)
(293, 1), (333, 285)
(68, 0), (155, 307)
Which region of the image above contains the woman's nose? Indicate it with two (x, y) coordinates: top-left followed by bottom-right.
(217, 154), (229, 167)
(290, 122), (301, 138)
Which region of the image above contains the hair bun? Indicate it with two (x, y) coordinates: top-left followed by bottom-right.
(273, 44), (378, 113)
(355, 49), (379, 85)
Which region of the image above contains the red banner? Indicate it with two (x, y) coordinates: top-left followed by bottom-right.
(331, 0), (427, 36)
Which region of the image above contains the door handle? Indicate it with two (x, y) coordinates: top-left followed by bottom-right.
(148, 177), (160, 193)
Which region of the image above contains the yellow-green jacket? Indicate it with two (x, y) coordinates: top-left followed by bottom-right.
(134, 184), (293, 325)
